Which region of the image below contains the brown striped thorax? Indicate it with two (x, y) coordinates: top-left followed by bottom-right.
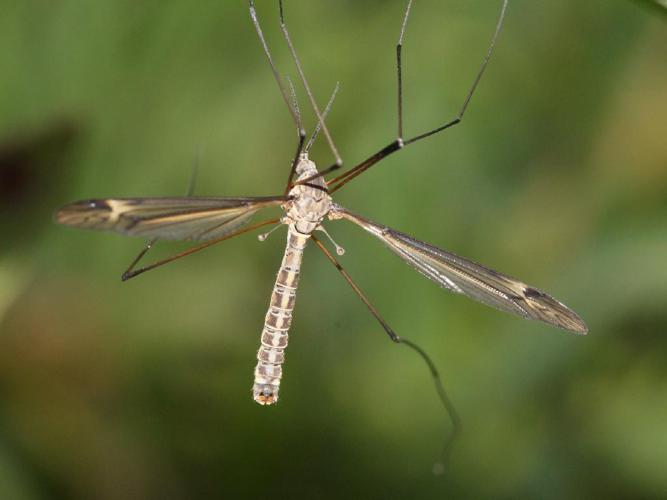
(283, 154), (332, 235)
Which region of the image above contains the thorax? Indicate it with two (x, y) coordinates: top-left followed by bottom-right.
(284, 155), (331, 234)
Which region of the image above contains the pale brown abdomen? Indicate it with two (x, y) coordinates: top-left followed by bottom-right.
(252, 228), (309, 405)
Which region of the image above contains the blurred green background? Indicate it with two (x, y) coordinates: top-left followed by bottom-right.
(1, 1), (666, 498)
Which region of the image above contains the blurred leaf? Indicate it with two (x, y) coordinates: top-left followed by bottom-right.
(631, 0), (667, 15)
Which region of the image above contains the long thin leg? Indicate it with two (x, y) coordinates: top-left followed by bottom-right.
(278, 0), (343, 172)
(326, 0), (509, 194)
(311, 234), (461, 471)
(121, 218), (279, 281)
(283, 77), (308, 195)
(283, 78), (339, 195)
(249, 1), (304, 138)
(403, 0), (508, 146)
(286, 75), (302, 131)
(284, 134), (307, 196)
(396, 0), (413, 140)
(249, 1), (307, 193)
(122, 238), (157, 279)
(305, 82), (340, 154)
(287, 82), (341, 189)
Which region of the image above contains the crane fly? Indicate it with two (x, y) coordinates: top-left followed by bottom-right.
(55, 0), (586, 467)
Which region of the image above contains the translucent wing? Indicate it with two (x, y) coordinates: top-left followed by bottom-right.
(332, 205), (587, 334)
(55, 196), (285, 241)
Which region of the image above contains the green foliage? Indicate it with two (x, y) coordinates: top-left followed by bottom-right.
(632, 0), (667, 16)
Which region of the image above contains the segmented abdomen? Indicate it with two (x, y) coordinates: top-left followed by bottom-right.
(252, 228), (309, 405)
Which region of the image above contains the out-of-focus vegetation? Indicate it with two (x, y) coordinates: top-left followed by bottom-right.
(1, 1), (666, 498)
(633, 0), (667, 16)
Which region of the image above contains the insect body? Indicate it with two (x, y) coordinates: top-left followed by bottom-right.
(253, 155), (331, 404)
